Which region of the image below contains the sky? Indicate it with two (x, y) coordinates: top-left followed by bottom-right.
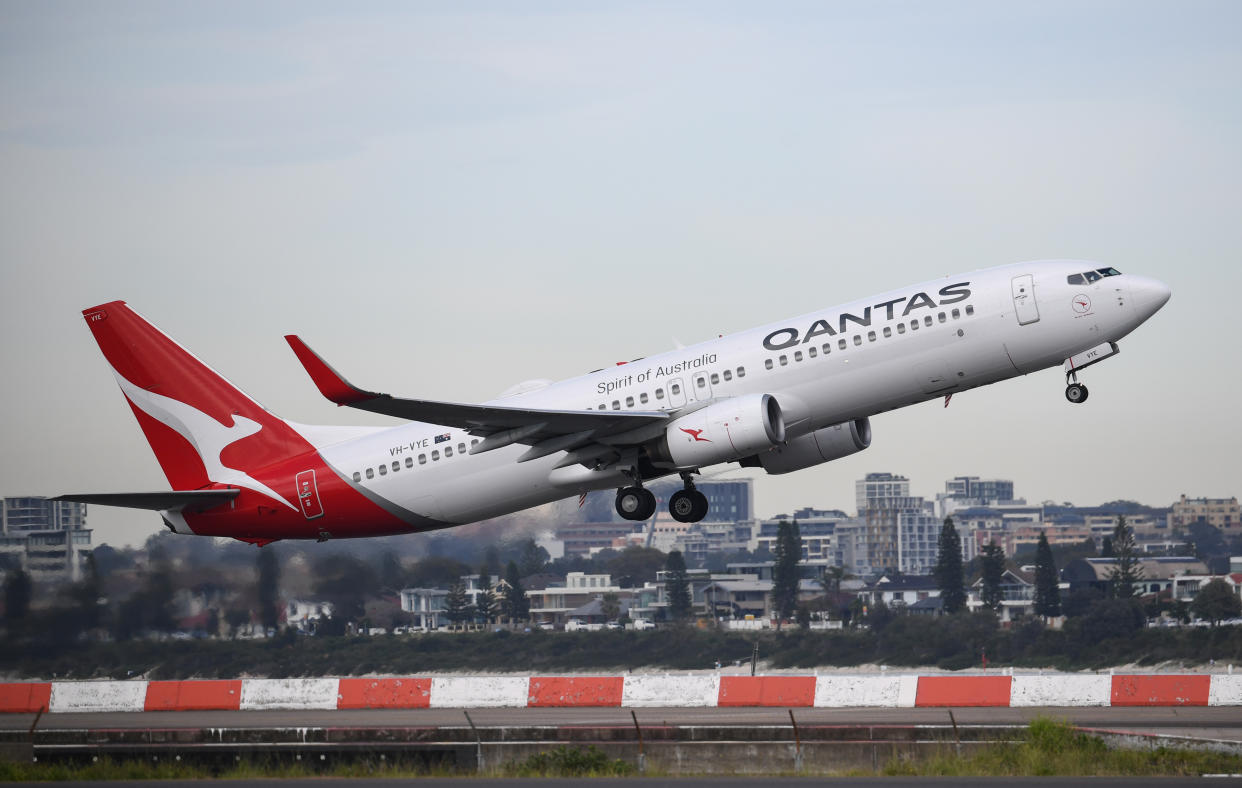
(2, 1), (1240, 548)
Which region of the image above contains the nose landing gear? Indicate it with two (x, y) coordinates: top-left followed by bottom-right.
(1064, 369), (1089, 404)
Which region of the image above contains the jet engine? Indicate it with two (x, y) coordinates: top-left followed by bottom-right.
(740, 418), (871, 474)
(651, 393), (785, 469)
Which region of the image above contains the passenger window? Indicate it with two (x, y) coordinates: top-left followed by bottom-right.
(867, 331), (876, 342)
(419, 454), (427, 465)
(598, 404), (606, 410)
(471, 439), (479, 447)
(671, 383), (681, 395)
(1067, 274), (1085, 285)
(1084, 270), (1101, 283)
(938, 312), (946, 323)
(924, 316), (933, 327)
(965, 305), (975, 316)
(352, 471), (362, 482)
(808, 346), (817, 358)
(883, 326), (891, 338)
(612, 400), (621, 410)
(378, 465), (387, 476)
(838, 339), (847, 350)
(710, 373), (719, 384)
(951, 308), (960, 319)
(431, 450), (440, 461)
(822, 344), (831, 355)
(656, 388), (665, 399)
(392, 461), (400, 472)
(779, 355), (788, 366)
(405, 457), (413, 468)
(640, 392), (649, 403)
(897, 323), (906, 334)
(722, 370), (732, 381)
(911, 320), (919, 330)
(736, 366), (745, 378)
(366, 468), (374, 479)
(444, 446), (453, 457)
(765, 358), (774, 370)
(696, 376), (707, 388)
(626, 396), (634, 407)
(853, 335), (862, 346)
(458, 443), (466, 454)
(793, 351), (803, 362)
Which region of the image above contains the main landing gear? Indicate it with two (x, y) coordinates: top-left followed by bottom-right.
(1065, 369), (1089, 404)
(614, 472), (710, 523)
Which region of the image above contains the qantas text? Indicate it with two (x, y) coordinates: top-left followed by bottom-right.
(761, 283), (971, 351)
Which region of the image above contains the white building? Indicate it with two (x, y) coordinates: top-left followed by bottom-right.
(0, 497), (92, 583)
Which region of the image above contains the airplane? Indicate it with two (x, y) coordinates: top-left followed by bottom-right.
(57, 259), (1170, 545)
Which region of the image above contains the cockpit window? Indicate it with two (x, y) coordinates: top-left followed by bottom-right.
(1084, 270), (1101, 283)
(1067, 274), (1085, 285)
(1096, 267), (1122, 277)
(1069, 267), (1121, 285)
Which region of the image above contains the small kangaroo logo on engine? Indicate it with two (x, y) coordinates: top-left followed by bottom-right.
(680, 428), (710, 442)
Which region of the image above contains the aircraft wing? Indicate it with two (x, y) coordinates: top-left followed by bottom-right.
(53, 490), (240, 512)
(285, 336), (670, 461)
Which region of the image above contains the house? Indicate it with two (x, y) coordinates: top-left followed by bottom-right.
(1061, 557), (1209, 595)
(399, 588), (447, 630)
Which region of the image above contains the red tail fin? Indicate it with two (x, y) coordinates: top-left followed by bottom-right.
(82, 302), (307, 507)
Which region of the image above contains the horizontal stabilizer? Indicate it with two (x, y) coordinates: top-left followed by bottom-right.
(53, 490), (240, 512)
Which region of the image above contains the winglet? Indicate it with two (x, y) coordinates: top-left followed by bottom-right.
(284, 335), (377, 406)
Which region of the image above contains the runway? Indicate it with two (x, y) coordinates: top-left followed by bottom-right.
(8, 705), (1242, 741)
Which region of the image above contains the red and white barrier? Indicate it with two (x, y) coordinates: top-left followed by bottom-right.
(2, 673), (1239, 713)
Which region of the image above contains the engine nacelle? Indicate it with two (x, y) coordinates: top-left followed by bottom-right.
(654, 393), (785, 469)
(740, 418), (871, 475)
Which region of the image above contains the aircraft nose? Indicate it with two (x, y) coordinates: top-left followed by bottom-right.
(1129, 275), (1172, 319)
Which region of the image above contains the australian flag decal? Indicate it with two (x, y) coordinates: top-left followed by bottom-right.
(435, 433), (451, 444)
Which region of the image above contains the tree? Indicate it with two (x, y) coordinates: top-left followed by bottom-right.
(605, 546), (667, 587)
(1192, 579), (1241, 626)
(444, 581), (471, 629)
(3, 569), (32, 626)
(601, 592), (621, 622)
(257, 547), (281, 632)
(1033, 531), (1062, 617)
(772, 519), (803, 625)
(502, 561), (529, 623)
(1108, 516), (1143, 599)
(518, 539), (549, 577)
(475, 567), (496, 625)
(665, 550), (692, 622)
(934, 517), (966, 614)
(979, 541), (1005, 612)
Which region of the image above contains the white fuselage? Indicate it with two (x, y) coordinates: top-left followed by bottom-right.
(314, 259), (1168, 526)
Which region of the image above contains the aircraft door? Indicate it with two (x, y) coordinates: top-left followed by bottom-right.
(295, 470), (325, 520)
(666, 378), (687, 408)
(1011, 274), (1040, 325)
(690, 372), (713, 401)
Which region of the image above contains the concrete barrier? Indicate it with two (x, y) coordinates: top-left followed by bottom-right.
(1010, 674), (1112, 707)
(528, 676), (624, 707)
(337, 678), (432, 709)
(1208, 675), (1242, 706)
(915, 676), (1011, 707)
(621, 675), (720, 707)
(813, 675), (917, 708)
(718, 676), (816, 707)
(430, 677), (528, 708)
(0, 683), (51, 713)
(144, 680), (242, 711)
(239, 679), (339, 710)
(1111, 675), (1209, 706)
(49, 681), (147, 713)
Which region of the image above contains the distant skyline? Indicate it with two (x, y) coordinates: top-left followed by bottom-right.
(2, 2), (1240, 548)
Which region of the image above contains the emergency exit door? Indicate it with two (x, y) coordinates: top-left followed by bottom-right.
(295, 469), (325, 520)
(1011, 274), (1040, 325)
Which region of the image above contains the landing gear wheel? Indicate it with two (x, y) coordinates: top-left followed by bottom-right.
(669, 489), (709, 523)
(1065, 383), (1089, 404)
(615, 486), (656, 521)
